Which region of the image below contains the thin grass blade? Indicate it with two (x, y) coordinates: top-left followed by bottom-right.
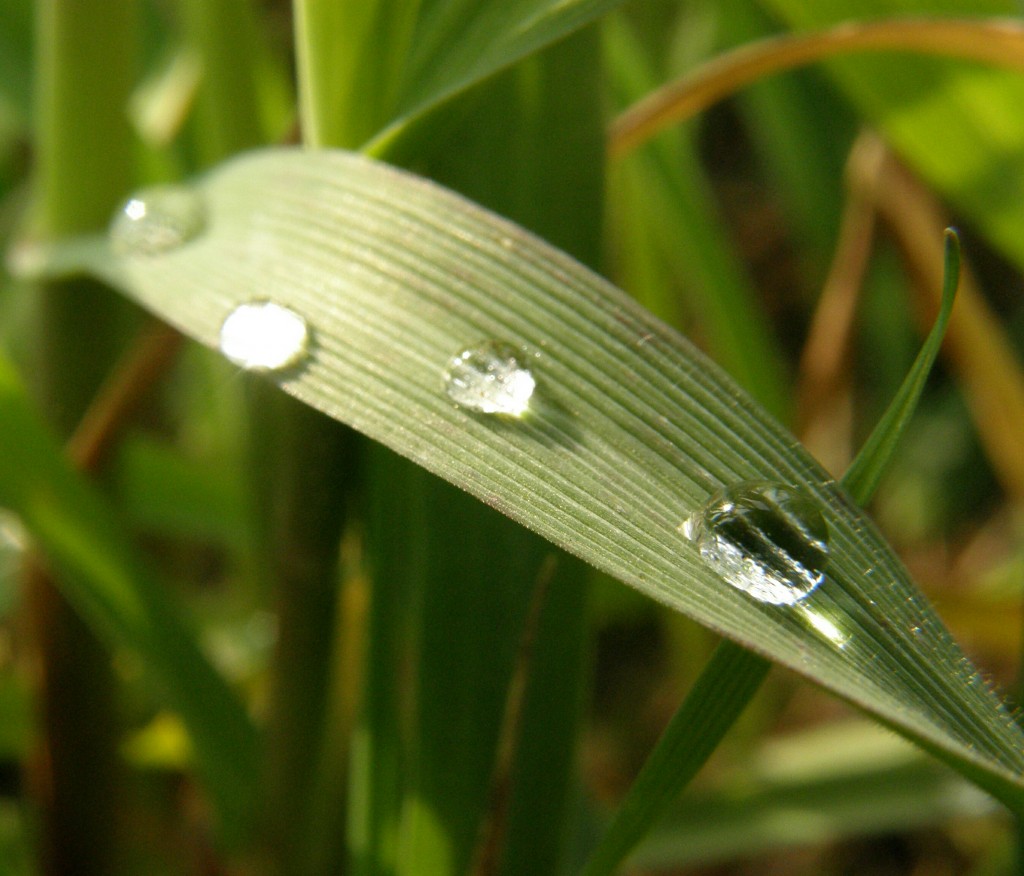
(841, 228), (960, 504)
(579, 641), (771, 876)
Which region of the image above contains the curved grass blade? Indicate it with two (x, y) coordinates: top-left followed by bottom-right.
(0, 352), (259, 842)
(294, 0), (629, 150)
(609, 17), (1024, 158)
(37, 147), (1024, 812)
(578, 228), (964, 875)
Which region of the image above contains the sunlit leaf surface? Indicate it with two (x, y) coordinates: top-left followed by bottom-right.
(45, 147), (1024, 810)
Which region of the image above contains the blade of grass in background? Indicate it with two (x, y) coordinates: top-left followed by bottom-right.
(841, 229), (959, 501)
(604, 11), (789, 420)
(0, 351), (259, 841)
(249, 383), (354, 872)
(293, 0), (631, 149)
(0, 0), (32, 125)
(294, 7), (608, 870)
(610, 16), (1024, 158)
(27, 2), (140, 871)
(176, 0), (291, 166)
(577, 230), (963, 876)
(37, 147), (1024, 812)
(168, 2), (355, 870)
(113, 436), (248, 550)
(717, 0), (854, 265)
(347, 27), (603, 876)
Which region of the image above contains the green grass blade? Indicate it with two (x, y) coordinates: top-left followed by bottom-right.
(379, 0), (628, 145)
(177, 0), (291, 165)
(842, 229), (960, 506)
(43, 147), (1024, 812)
(26, 3), (155, 869)
(351, 31), (603, 876)
(0, 352), (259, 843)
(293, 0), (630, 149)
(346, 449), (423, 876)
(604, 13), (790, 419)
(293, 0), (418, 147)
(580, 641), (771, 876)
(0, 0), (32, 124)
(718, 0), (853, 260)
(577, 229), (962, 874)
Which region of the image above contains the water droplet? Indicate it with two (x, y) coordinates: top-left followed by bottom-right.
(443, 341), (536, 416)
(219, 300), (310, 372)
(109, 185), (206, 255)
(681, 482), (829, 605)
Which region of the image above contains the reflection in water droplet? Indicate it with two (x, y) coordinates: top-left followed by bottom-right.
(0, 510), (28, 595)
(109, 185), (206, 255)
(444, 341), (536, 416)
(681, 482), (829, 606)
(219, 300), (311, 372)
(795, 604), (848, 648)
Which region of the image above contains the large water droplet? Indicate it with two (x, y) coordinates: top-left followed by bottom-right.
(109, 185), (206, 255)
(219, 300), (310, 372)
(682, 482), (829, 605)
(444, 341), (536, 416)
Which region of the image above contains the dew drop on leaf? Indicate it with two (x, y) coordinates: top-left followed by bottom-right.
(443, 341), (536, 416)
(219, 300), (311, 372)
(681, 482), (830, 605)
(109, 185), (207, 256)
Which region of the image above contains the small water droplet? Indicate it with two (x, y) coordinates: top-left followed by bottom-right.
(681, 482), (829, 606)
(109, 185), (206, 255)
(443, 341), (536, 416)
(219, 300), (310, 372)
